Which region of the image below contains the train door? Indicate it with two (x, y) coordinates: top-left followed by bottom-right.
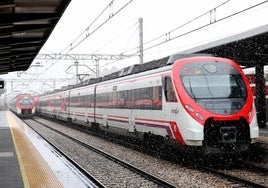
(66, 89), (71, 121)
(93, 84), (97, 123)
(117, 85), (135, 133)
(129, 88), (135, 133)
(162, 76), (180, 136)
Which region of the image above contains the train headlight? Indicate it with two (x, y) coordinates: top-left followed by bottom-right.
(195, 112), (204, 121)
(185, 104), (194, 112)
(185, 104), (204, 121)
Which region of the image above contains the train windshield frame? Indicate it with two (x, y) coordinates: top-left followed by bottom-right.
(19, 97), (34, 107)
(179, 61), (247, 114)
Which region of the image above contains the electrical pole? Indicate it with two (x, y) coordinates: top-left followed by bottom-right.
(139, 17), (143, 64)
(75, 61), (79, 84)
(95, 59), (100, 77)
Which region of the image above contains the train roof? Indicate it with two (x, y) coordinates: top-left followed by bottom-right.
(41, 53), (214, 95)
(11, 93), (35, 101)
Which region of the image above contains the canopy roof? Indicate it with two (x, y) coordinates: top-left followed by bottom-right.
(0, 0), (71, 74)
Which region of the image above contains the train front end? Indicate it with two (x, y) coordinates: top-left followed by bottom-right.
(172, 56), (259, 153)
(17, 94), (36, 118)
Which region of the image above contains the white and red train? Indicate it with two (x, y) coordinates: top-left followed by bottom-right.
(244, 72), (268, 97)
(9, 93), (36, 118)
(36, 54), (259, 154)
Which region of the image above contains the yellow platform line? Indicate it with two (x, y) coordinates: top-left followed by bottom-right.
(6, 112), (63, 188)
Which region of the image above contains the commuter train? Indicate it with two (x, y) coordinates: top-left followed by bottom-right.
(244, 68), (268, 122)
(36, 54), (259, 154)
(9, 93), (36, 118)
(243, 67), (268, 97)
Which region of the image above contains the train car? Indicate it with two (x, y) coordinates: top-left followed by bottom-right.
(36, 54), (259, 154)
(244, 69), (268, 97)
(9, 93), (36, 118)
(244, 68), (268, 122)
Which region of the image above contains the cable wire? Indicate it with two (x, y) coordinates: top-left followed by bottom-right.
(35, 0), (134, 78)
(61, 0), (134, 55)
(102, 0), (268, 68)
(123, 0), (268, 56)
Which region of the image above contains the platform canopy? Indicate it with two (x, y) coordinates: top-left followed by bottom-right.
(0, 0), (71, 75)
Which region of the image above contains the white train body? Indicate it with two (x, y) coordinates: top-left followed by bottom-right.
(37, 55), (259, 154)
(9, 93), (36, 118)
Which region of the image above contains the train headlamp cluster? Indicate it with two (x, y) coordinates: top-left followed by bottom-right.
(195, 112), (204, 121)
(185, 104), (204, 121)
(185, 104), (194, 112)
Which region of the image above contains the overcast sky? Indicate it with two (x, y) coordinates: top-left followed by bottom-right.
(2, 0), (268, 94)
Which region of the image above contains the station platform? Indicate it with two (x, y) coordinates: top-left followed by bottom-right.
(258, 124), (268, 144)
(0, 111), (267, 187)
(0, 111), (96, 188)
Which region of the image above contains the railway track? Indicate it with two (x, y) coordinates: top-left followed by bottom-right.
(24, 118), (177, 187)
(23, 119), (105, 188)
(24, 117), (268, 187)
(199, 165), (268, 188)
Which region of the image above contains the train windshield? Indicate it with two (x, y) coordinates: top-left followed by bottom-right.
(182, 74), (246, 99)
(180, 61), (247, 114)
(19, 98), (33, 107)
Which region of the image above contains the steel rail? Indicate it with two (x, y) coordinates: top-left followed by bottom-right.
(28, 118), (177, 188)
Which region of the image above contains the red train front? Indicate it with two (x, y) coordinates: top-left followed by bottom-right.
(172, 56), (259, 153)
(9, 93), (36, 118)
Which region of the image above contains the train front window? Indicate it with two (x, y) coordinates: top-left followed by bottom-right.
(181, 74), (246, 100)
(180, 61), (247, 115)
(19, 98), (33, 107)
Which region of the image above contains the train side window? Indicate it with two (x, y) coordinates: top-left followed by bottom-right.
(152, 86), (162, 109)
(163, 76), (177, 102)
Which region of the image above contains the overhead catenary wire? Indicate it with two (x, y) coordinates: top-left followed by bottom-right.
(121, 0), (268, 57)
(60, 0), (134, 55)
(35, 0), (135, 78)
(102, 0), (268, 68)
(121, 0), (231, 55)
(26, 0), (268, 80)
(91, 20), (139, 55)
(140, 0), (268, 53)
(60, 0), (116, 55)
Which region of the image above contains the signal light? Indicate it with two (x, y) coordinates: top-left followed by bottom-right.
(185, 104), (194, 112)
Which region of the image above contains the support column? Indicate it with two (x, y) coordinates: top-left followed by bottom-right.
(255, 63), (266, 128)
